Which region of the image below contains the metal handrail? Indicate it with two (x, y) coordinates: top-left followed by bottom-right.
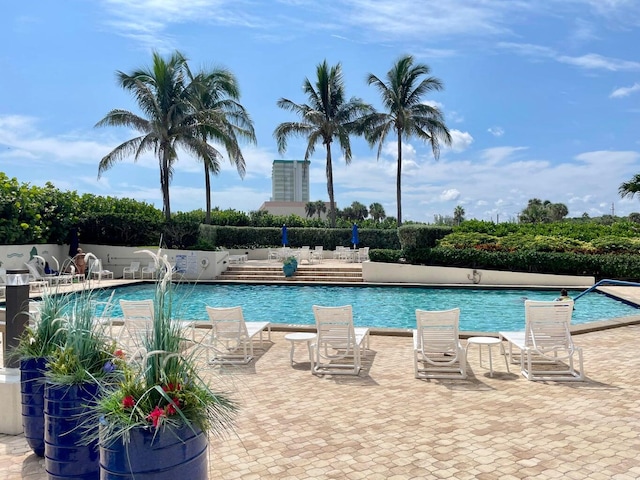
(574, 278), (640, 301)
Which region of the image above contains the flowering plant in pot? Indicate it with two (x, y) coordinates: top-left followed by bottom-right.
(43, 288), (123, 479)
(94, 250), (237, 480)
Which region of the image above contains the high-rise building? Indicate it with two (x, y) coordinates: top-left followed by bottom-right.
(259, 159), (329, 218)
(271, 160), (310, 202)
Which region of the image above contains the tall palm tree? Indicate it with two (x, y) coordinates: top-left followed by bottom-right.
(453, 205), (465, 226)
(96, 51), (232, 222)
(362, 55), (451, 226)
(369, 202), (386, 222)
(274, 60), (372, 227)
(619, 174), (640, 200)
(189, 68), (256, 223)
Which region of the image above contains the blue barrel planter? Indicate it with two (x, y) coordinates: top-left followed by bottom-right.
(45, 382), (101, 480)
(20, 357), (47, 457)
(100, 423), (208, 479)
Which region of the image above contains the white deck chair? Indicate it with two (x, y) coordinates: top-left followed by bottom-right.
(311, 246), (324, 263)
(510, 300), (584, 381)
(89, 259), (114, 281)
(413, 308), (467, 379)
(141, 262), (157, 279)
(204, 306), (271, 365)
(23, 262), (52, 292)
(118, 299), (154, 359)
(297, 246), (312, 264)
(123, 261), (140, 279)
(311, 305), (370, 376)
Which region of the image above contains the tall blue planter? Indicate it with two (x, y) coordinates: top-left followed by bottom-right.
(45, 382), (101, 480)
(20, 357), (47, 457)
(99, 423), (208, 479)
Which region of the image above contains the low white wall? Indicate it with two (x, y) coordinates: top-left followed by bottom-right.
(362, 262), (595, 287)
(0, 244), (226, 280)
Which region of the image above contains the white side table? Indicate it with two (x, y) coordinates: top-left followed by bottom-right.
(466, 336), (510, 377)
(284, 332), (316, 369)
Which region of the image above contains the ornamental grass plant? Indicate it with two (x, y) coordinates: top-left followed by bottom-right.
(45, 287), (122, 386)
(15, 288), (69, 360)
(95, 249), (237, 445)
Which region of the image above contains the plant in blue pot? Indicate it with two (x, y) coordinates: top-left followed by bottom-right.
(93, 250), (237, 480)
(282, 256), (298, 277)
(14, 290), (69, 458)
(44, 288), (122, 480)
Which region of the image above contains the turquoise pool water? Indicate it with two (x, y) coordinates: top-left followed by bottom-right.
(93, 284), (639, 332)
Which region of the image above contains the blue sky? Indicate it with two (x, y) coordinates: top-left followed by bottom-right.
(1, 0), (639, 223)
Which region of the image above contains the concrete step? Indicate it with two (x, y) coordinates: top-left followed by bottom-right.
(217, 262), (363, 283)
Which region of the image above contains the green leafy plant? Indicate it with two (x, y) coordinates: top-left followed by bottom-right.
(45, 288), (121, 386)
(282, 256), (298, 268)
(95, 249), (237, 444)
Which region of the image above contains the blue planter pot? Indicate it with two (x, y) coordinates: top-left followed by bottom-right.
(100, 423), (208, 479)
(45, 382), (101, 480)
(20, 357), (47, 457)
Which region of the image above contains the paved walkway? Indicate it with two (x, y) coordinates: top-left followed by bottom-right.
(2, 323), (640, 479)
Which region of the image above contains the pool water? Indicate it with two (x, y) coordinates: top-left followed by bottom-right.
(93, 284), (639, 332)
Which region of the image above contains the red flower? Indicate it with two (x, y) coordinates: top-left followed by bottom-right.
(114, 350), (125, 359)
(122, 395), (135, 409)
(165, 397), (181, 416)
(163, 383), (181, 393)
(146, 406), (164, 428)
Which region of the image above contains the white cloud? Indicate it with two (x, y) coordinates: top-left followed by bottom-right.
(440, 189), (460, 201)
(488, 126), (504, 137)
(610, 82), (640, 98)
(448, 130), (474, 153)
(480, 146), (528, 164)
(498, 42), (640, 72)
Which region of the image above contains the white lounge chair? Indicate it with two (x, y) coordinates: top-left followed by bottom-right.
(141, 262), (157, 280)
(311, 305), (370, 376)
(204, 306), (271, 365)
(88, 259), (114, 281)
(23, 262), (53, 291)
(413, 308), (467, 379)
(500, 300), (584, 381)
(118, 299), (154, 359)
(311, 246), (324, 263)
(123, 261), (140, 279)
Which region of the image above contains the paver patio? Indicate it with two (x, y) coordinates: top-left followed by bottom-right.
(1, 323), (640, 479)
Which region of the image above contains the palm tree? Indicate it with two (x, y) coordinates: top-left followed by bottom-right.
(369, 202), (386, 222)
(274, 60), (373, 227)
(314, 200), (327, 219)
(453, 205), (465, 226)
(619, 174), (640, 200)
(305, 201), (316, 218)
(362, 55), (451, 226)
(96, 51), (244, 222)
(189, 68), (256, 223)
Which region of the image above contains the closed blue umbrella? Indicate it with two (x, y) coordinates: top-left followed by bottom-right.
(351, 224), (359, 248)
(281, 224), (288, 246)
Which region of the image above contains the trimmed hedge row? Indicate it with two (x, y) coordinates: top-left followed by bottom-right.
(198, 225), (401, 250)
(371, 247), (640, 281)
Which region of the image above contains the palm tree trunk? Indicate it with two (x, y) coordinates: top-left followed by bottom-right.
(204, 163), (212, 224)
(396, 130), (403, 227)
(160, 150), (171, 222)
(326, 143), (336, 228)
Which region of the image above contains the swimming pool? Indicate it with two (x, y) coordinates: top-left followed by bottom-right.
(93, 284), (639, 332)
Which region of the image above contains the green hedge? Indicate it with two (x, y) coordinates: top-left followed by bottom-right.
(198, 225), (401, 249)
(398, 247), (640, 280)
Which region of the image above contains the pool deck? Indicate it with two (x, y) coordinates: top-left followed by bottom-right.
(2, 271), (640, 478)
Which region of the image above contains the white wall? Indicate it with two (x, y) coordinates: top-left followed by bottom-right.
(0, 244), (227, 280)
